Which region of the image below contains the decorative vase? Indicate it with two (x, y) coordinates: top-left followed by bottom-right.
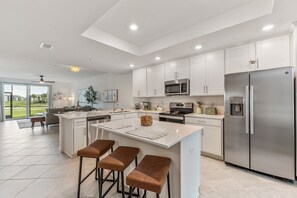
(196, 107), (202, 114)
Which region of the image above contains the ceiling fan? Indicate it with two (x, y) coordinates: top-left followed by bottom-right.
(33, 75), (55, 84)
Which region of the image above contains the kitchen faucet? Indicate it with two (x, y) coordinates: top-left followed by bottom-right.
(112, 96), (118, 112)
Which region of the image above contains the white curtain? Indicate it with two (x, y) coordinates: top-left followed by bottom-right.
(0, 82), (4, 122)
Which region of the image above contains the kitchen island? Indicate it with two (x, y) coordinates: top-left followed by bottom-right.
(55, 110), (162, 158)
(92, 118), (202, 198)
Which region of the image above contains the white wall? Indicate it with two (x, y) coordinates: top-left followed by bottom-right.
(72, 72), (133, 110)
(51, 82), (74, 108)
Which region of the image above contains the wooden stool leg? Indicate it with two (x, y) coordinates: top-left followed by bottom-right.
(156, 193), (160, 198)
(77, 157), (83, 198)
(167, 173), (171, 198)
(31, 121), (34, 128)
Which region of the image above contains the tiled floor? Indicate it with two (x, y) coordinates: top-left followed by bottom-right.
(0, 121), (297, 198)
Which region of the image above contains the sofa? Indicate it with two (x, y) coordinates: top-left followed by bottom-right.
(45, 108), (65, 126)
(45, 106), (93, 126)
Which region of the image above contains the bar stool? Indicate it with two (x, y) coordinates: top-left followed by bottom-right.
(77, 139), (115, 198)
(126, 155), (171, 198)
(98, 146), (140, 198)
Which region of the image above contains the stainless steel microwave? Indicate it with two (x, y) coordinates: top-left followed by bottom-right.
(165, 79), (190, 96)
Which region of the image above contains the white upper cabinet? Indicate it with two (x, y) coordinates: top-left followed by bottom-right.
(206, 50), (225, 95)
(190, 50), (224, 96)
(225, 34), (291, 74)
(164, 61), (177, 81)
(225, 43), (256, 74)
(255, 35), (291, 70)
(190, 54), (206, 96)
(164, 58), (189, 81)
(147, 64), (165, 97)
(133, 68), (147, 97)
(177, 58), (190, 79)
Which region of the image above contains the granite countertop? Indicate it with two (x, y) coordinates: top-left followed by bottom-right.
(185, 113), (224, 120)
(55, 109), (164, 119)
(91, 118), (203, 148)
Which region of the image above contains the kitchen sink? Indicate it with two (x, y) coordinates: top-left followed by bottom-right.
(109, 110), (130, 114)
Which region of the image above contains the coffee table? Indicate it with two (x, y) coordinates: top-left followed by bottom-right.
(30, 116), (45, 128)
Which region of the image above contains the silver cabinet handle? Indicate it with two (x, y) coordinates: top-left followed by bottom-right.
(257, 58), (259, 68)
(203, 86), (205, 93)
(250, 86), (254, 134)
(206, 86), (208, 93)
(245, 86), (249, 134)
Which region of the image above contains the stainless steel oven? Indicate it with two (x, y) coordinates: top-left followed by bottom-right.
(165, 79), (189, 96)
(159, 102), (193, 124)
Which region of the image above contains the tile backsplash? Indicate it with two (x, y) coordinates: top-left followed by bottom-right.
(134, 96), (225, 115)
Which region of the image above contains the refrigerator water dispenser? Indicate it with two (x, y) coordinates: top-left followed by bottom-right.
(230, 97), (244, 116)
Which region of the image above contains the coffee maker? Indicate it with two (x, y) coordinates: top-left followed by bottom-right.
(143, 102), (151, 110)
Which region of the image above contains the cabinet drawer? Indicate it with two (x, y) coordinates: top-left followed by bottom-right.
(73, 118), (86, 126)
(185, 117), (222, 127)
(111, 114), (125, 121)
(125, 113), (138, 119)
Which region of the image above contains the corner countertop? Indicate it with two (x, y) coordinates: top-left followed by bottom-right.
(185, 113), (224, 120)
(55, 109), (164, 120)
(91, 118), (203, 148)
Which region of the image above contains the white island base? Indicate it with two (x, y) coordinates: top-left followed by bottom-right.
(92, 119), (202, 198)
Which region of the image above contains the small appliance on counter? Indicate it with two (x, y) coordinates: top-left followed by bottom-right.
(205, 107), (217, 115)
(156, 104), (164, 111)
(143, 101), (151, 110)
(134, 103), (141, 110)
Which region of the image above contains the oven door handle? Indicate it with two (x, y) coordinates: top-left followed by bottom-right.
(159, 115), (184, 120)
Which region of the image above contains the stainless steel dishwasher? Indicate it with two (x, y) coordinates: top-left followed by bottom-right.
(86, 115), (111, 145)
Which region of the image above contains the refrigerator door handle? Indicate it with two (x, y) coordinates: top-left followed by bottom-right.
(245, 86), (249, 134)
(250, 86), (254, 134)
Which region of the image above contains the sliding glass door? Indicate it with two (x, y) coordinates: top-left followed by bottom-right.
(29, 86), (49, 116)
(3, 83), (49, 119)
(4, 84), (28, 119)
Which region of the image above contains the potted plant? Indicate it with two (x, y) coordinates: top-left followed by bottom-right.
(196, 101), (203, 114)
(84, 86), (97, 109)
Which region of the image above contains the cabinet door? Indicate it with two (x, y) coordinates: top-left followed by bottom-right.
(74, 126), (85, 153)
(225, 43), (256, 74)
(133, 68), (147, 97)
(256, 34), (291, 70)
(147, 64), (165, 97)
(190, 54), (206, 96)
(177, 58), (190, 79)
(164, 61), (178, 81)
(202, 126), (222, 157)
(206, 50), (225, 95)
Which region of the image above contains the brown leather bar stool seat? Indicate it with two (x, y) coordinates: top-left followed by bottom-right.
(126, 155), (171, 198)
(77, 139), (115, 198)
(98, 146), (140, 198)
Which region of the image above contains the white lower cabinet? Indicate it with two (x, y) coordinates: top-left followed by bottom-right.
(185, 117), (223, 159)
(64, 118), (87, 158)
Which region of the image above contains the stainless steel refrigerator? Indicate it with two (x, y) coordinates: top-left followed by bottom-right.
(224, 67), (295, 180)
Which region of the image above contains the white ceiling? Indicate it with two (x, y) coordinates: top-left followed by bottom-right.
(93, 0), (254, 46)
(0, 0), (297, 82)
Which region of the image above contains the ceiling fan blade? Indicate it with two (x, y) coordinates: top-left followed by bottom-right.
(43, 80), (55, 83)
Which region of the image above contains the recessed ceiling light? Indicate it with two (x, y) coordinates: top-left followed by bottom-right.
(195, 45), (203, 50)
(129, 64), (135, 68)
(129, 24), (138, 31)
(70, 66), (80, 73)
(262, 24), (274, 31)
(155, 57), (160, 60)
